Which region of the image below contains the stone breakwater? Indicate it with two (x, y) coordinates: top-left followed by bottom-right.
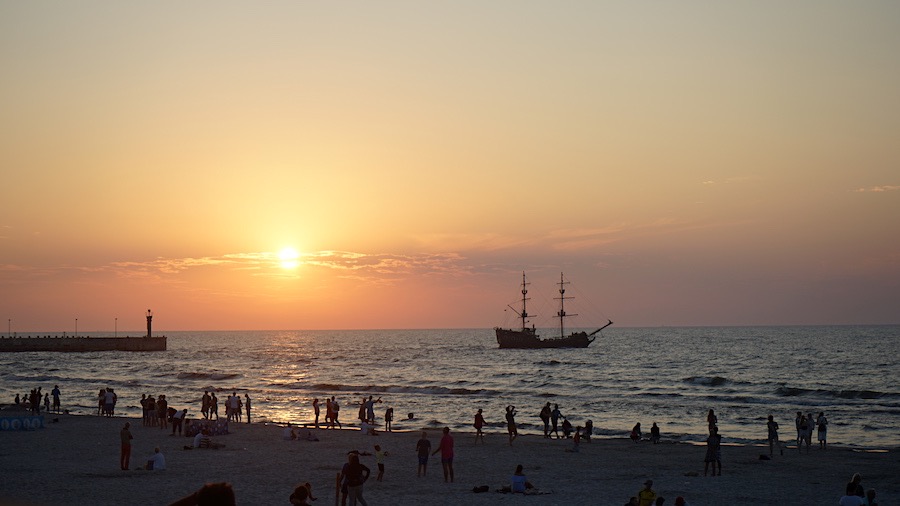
(0, 335), (166, 352)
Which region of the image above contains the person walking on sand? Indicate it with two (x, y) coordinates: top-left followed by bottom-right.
(550, 404), (562, 439)
(415, 431), (431, 477)
(767, 414), (783, 456)
(505, 405), (518, 446)
(120, 422), (133, 470)
(432, 427), (455, 483)
(474, 408), (486, 444)
(332, 397), (342, 429)
(704, 427), (721, 476)
(210, 392), (218, 420)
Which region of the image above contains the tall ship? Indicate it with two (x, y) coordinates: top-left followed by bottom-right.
(495, 272), (612, 349)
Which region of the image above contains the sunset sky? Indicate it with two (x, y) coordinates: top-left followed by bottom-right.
(2, 2), (898, 331)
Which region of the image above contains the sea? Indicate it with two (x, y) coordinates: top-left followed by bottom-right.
(1, 326), (898, 449)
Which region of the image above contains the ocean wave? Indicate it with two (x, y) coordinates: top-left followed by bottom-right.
(775, 386), (900, 400)
(305, 383), (500, 397)
(683, 376), (729, 386)
(176, 372), (243, 381)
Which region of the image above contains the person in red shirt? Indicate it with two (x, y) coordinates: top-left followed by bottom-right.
(432, 426), (454, 483)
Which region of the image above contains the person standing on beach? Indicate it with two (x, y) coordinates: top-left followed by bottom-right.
(51, 385), (60, 413)
(374, 444), (387, 482)
(384, 406), (393, 432)
(704, 427), (721, 476)
(474, 408), (486, 444)
(505, 405), (518, 446)
(817, 411), (828, 449)
(550, 404), (562, 439)
(201, 391), (210, 419)
(146, 395), (157, 426)
(707, 409), (717, 434)
(210, 393), (218, 420)
(120, 422), (133, 470)
(244, 394), (251, 423)
(539, 402), (552, 438)
(325, 397), (333, 429)
(157, 394), (168, 429)
(415, 431), (431, 477)
(794, 411), (804, 446)
(345, 453), (371, 506)
(798, 414), (810, 453)
(313, 398), (320, 429)
(767, 414), (782, 456)
(432, 426), (455, 483)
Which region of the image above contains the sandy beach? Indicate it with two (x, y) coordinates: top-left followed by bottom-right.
(1, 411), (897, 506)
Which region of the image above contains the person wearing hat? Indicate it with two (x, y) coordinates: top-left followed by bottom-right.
(637, 480), (657, 506)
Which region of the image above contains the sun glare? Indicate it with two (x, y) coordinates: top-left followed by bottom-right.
(278, 247), (300, 269)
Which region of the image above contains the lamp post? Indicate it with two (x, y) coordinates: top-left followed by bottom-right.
(115, 317), (118, 338)
(7, 319), (9, 338)
(75, 318), (78, 338)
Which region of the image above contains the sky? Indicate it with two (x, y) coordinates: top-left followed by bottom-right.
(1, 1), (898, 331)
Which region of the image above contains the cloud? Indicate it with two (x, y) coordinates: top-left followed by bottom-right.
(854, 185), (900, 193)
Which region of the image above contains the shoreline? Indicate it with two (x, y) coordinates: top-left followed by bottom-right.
(6, 404), (899, 453)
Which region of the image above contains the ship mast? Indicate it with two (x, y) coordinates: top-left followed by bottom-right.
(518, 271), (531, 331)
(555, 272), (576, 338)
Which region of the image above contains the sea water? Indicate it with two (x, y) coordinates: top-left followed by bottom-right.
(1, 326), (897, 448)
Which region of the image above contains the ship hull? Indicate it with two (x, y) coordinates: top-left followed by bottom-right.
(495, 328), (593, 349)
(0, 336), (167, 352)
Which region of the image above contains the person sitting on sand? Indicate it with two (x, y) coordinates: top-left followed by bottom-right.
(359, 421), (378, 435)
(303, 430), (319, 441)
(630, 423), (642, 442)
(283, 423), (297, 441)
(510, 464), (535, 493)
(637, 480), (657, 506)
(562, 417), (573, 438)
(289, 483), (316, 506)
(143, 447), (166, 470)
(846, 473), (864, 498)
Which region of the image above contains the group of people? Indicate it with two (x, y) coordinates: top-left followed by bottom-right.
(764, 410), (829, 457)
(839, 473), (879, 506)
(15, 386), (61, 415)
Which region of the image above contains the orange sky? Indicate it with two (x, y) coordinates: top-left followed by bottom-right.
(1, 2), (898, 331)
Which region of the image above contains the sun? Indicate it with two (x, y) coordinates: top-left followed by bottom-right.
(278, 247), (300, 269)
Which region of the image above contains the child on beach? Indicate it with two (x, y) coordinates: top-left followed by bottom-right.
(474, 408), (485, 444)
(374, 444), (387, 481)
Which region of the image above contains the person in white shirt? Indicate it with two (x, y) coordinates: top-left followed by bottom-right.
(145, 447), (166, 470)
